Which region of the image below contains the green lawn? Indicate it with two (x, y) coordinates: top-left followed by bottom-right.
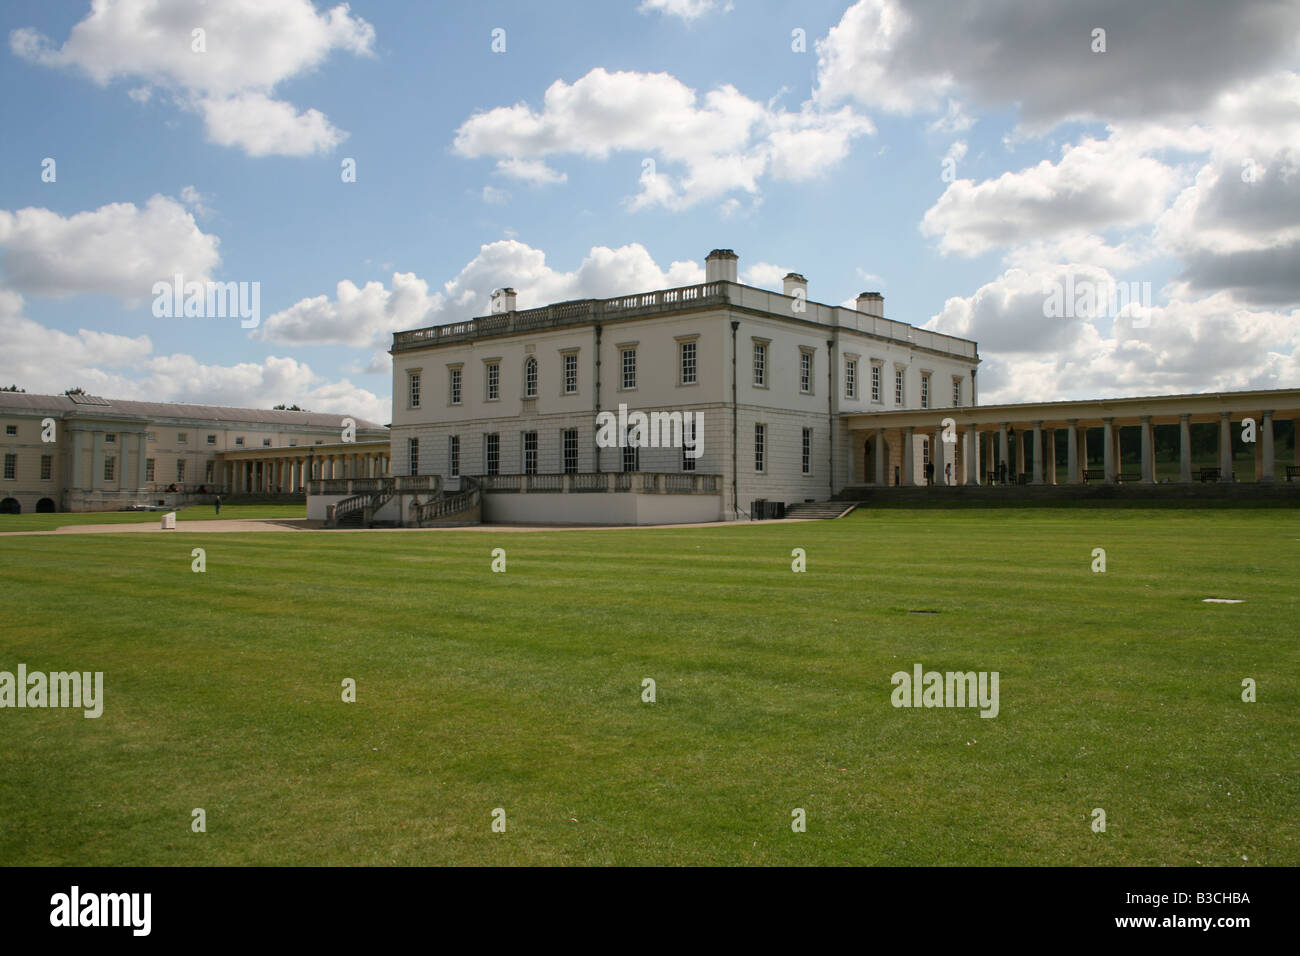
(0, 508), (1296, 866)
(0, 503), (305, 532)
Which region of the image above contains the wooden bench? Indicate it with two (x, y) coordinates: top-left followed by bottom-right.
(1287, 465), (1300, 482)
(1082, 469), (1106, 483)
(1199, 467), (1221, 483)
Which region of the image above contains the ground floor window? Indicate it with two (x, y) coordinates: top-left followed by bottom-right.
(523, 431), (538, 475)
(486, 433), (500, 476)
(754, 424), (766, 472)
(563, 429), (578, 474)
(408, 437), (419, 476)
(449, 435), (460, 477)
(802, 428), (812, 475)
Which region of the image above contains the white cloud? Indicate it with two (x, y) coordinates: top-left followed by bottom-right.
(637, 0), (731, 22)
(199, 92), (345, 157)
(481, 186), (510, 205)
(453, 68), (873, 210)
(814, 0), (1300, 130)
(11, 0), (373, 157)
(0, 195), (221, 301)
(259, 240), (707, 346)
(495, 158), (567, 185)
(924, 266), (1300, 402)
(0, 290), (386, 421)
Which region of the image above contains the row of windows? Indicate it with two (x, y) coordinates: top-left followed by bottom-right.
(1, 454), (214, 483)
(3, 425), (304, 449)
(410, 352), (586, 409)
(843, 359), (962, 409)
(408, 423), (703, 477)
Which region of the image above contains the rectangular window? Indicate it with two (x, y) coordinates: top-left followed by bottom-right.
(449, 435), (460, 478)
(523, 431), (538, 475)
(409, 372), (421, 408)
(104, 456), (115, 481)
(3, 454), (14, 480)
(680, 341), (697, 385)
(207, 434), (217, 445)
(177, 433), (187, 444)
(895, 368), (904, 405)
(921, 374), (931, 409)
(262, 438), (272, 447)
(753, 342), (767, 387)
(622, 433), (639, 473)
(486, 362), (500, 401)
(449, 367), (462, 405)
(105, 433), (116, 444)
(205, 461), (215, 483)
(176, 459), (186, 482)
(40, 455), (51, 480)
(922, 438), (931, 466)
(799, 351), (812, 394)
(754, 424), (766, 472)
(235, 436), (245, 447)
(621, 348), (637, 390)
(845, 359), (857, 399)
(871, 364), (882, 402)
(146, 459), (155, 482)
(147, 432), (156, 442)
(485, 433), (500, 476)
(289, 438), (297, 447)
(525, 358), (538, 398)
(4, 425), (16, 436)
(953, 379), (962, 406)
(682, 419), (697, 472)
(802, 428), (812, 475)
(563, 353), (578, 394)
(408, 437), (419, 476)
(563, 429), (578, 474)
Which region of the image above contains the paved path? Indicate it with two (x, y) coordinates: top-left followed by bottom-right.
(0, 516), (809, 537)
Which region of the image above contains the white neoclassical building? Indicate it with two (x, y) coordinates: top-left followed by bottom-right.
(387, 248), (981, 522)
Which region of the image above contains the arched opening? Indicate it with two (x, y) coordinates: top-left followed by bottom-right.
(35, 497), (56, 513)
(0, 497), (21, 514)
(864, 435), (890, 484)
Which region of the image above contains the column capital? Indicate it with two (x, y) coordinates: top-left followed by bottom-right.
(1103, 417), (1114, 425)
(1140, 414), (1152, 424)
(1179, 412), (1191, 423)
(1261, 409), (1274, 419)
(1067, 418), (1078, 426)
(1033, 420), (1043, 428)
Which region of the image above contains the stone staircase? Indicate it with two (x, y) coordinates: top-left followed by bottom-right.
(782, 501), (857, 519)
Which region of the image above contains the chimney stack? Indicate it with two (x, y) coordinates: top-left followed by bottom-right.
(705, 249), (738, 283)
(491, 287), (517, 313)
(856, 291), (884, 316)
(782, 272), (808, 299)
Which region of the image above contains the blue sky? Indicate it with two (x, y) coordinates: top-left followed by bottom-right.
(2, 0), (1297, 423)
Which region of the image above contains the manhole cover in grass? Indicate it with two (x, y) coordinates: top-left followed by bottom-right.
(1202, 598), (1244, 604)
(907, 609), (941, 615)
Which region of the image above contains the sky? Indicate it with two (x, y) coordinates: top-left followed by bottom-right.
(0, 0), (1297, 424)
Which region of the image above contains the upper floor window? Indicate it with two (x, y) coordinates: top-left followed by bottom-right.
(895, 368), (905, 405)
(872, 364), (882, 403)
(408, 371), (421, 408)
(621, 348), (637, 390)
(486, 362), (500, 401)
(563, 353), (578, 394)
(40, 455), (51, 480)
(105, 433), (116, 444)
(679, 340), (697, 385)
(524, 357), (538, 398)
(4, 425), (16, 436)
(753, 341), (767, 387)
(449, 366), (462, 405)
(262, 438), (272, 447)
(845, 359), (857, 399)
(921, 374), (931, 409)
(235, 436), (245, 447)
(952, 379), (962, 406)
(799, 350), (813, 394)
(177, 432), (187, 444)
(207, 434), (217, 445)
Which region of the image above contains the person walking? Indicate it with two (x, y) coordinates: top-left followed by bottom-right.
(214, 494), (222, 516)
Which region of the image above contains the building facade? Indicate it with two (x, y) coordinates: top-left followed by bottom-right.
(389, 249), (981, 520)
(0, 392), (387, 513)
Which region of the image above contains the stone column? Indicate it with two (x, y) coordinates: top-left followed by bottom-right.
(1140, 416), (1154, 483)
(1261, 410), (1275, 483)
(874, 428), (886, 485)
(1179, 415), (1192, 483)
(933, 426), (946, 485)
(1219, 412), (1233, 481)
(1031, 422), (1043, 484)
(998, 424), (1009, 483)
(1077, 426), (1088, 479)
(966, 425), (980, 485)
(135, 433), (147, 489)
(1014, 429), (1025, 482)
(1103, 418), (1116, 483)
(91, 433), (103, 490)
(1045, 427), (1057, 484)
(1066, 420), (1079, 483)
(902, 427), (915, 485)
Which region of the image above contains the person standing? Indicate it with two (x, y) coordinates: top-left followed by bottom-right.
(214, 494), (222, 516)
